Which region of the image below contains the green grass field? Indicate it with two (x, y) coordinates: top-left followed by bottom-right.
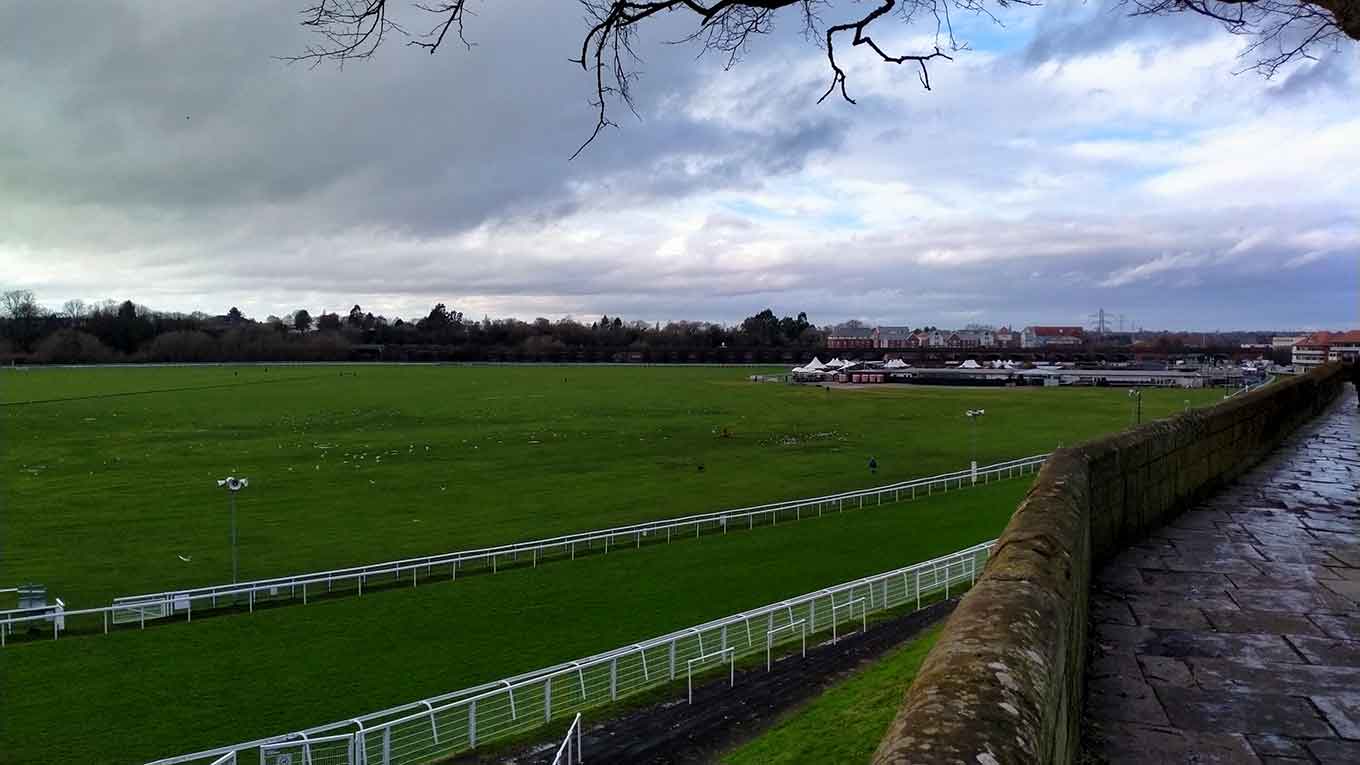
(1, 365), (1222, 605)
(0, 365), (1227, 764)
(723, 622), (944, 765)
(9, 480), (1022, 764)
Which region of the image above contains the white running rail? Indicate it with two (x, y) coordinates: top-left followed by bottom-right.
(550, 714), (583, 765)
(0, 455), (1046, 645)
(146, 539), (995, 765)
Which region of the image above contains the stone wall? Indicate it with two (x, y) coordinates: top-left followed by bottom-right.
(872, 364), (1349, 765)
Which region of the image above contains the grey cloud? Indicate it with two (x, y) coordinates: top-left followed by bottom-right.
(1, 1), (1355, 332)
(1020, 0), (1218, 66)
(1266, 52), (1359, 99)
(0, 1), (841, 235)
(63, 204), (1345, 330)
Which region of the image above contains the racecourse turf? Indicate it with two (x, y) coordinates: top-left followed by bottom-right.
(1, 365), (1227, 764)
(8, 479), (1026, 765)
(1, 364), (1224, 605)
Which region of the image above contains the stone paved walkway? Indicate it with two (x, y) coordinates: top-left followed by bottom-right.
(1085, 388), (1360, 765)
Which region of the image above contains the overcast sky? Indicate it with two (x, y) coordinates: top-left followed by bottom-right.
(2, 1), (1356, 330)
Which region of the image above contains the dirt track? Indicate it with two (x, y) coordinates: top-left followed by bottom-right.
(478, 599), (956, 764)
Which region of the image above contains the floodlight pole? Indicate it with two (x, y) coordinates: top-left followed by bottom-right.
(965, 409), (985, 483)
(229, 492), (238, 584)
(217, 477), (249, 584)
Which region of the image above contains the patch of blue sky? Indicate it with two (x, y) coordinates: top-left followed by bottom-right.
(820, 210), (864, 230)
(943, 5), (1039, 55)
(719, 198), (784, 220)
(717, 197), (863, 230)
(1071, 125), (1188, 143)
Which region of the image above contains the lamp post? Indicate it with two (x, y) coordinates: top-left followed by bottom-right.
(1128, 389), (1142, 426)
(217, 476), (249, 584)
(965, 409), (985, 483)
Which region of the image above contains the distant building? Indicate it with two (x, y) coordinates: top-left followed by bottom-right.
(874, 326), (914, 349)
(994, 326), (1018, 348)
(1272, 335), (1308, 349)
(1292, 330), (1360, 371)
(945, 331), (988, 348)
(913, 329), (947, 347)
(1293, 336), (1330, 371)
(1022, 326), (1085, 348)
(968, 330), (1000, 348)
(1330, 332), (1360, 364)
(827, 326), (875, 350)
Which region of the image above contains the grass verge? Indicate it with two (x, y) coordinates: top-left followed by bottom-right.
(721, 622), (945, 765)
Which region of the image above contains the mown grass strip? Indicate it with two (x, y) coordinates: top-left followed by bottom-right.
(722, 623), (944, 765)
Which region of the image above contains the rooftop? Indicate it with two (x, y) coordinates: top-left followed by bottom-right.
(1299, 330), (1360, 347)
(829, 327), (874, 338)
(1029, 326), (1084, 337)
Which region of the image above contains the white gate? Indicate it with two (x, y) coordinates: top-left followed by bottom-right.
(260, 734), (356, 765)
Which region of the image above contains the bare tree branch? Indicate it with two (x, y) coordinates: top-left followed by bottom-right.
(409, 1), (473, 52)
(1126, 0), (1356, 77)
(286, 1), (401, 66)
(817, 0), (957, 104)
(288, 0), (1360, 154)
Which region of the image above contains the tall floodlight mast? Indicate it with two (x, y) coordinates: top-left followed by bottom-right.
(965, 409), (986, 483)
(216, 476), (249, 584)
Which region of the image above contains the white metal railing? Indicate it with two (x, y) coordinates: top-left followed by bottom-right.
(550, 714), (583, 765)
(687, 647), (736, 704)
(0, 602), (65, 645)
(767, 619), (806, 671)
(145, 539), (995, 765)
(257, 733), (355, 765)
(0, 455), (1045, 646)
(1224, 378), (1270, 399)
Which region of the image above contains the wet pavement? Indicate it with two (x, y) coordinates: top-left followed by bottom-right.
(1085, 388), (1360, 764)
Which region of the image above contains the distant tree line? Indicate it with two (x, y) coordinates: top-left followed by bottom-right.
(0, 290), (827, 364)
